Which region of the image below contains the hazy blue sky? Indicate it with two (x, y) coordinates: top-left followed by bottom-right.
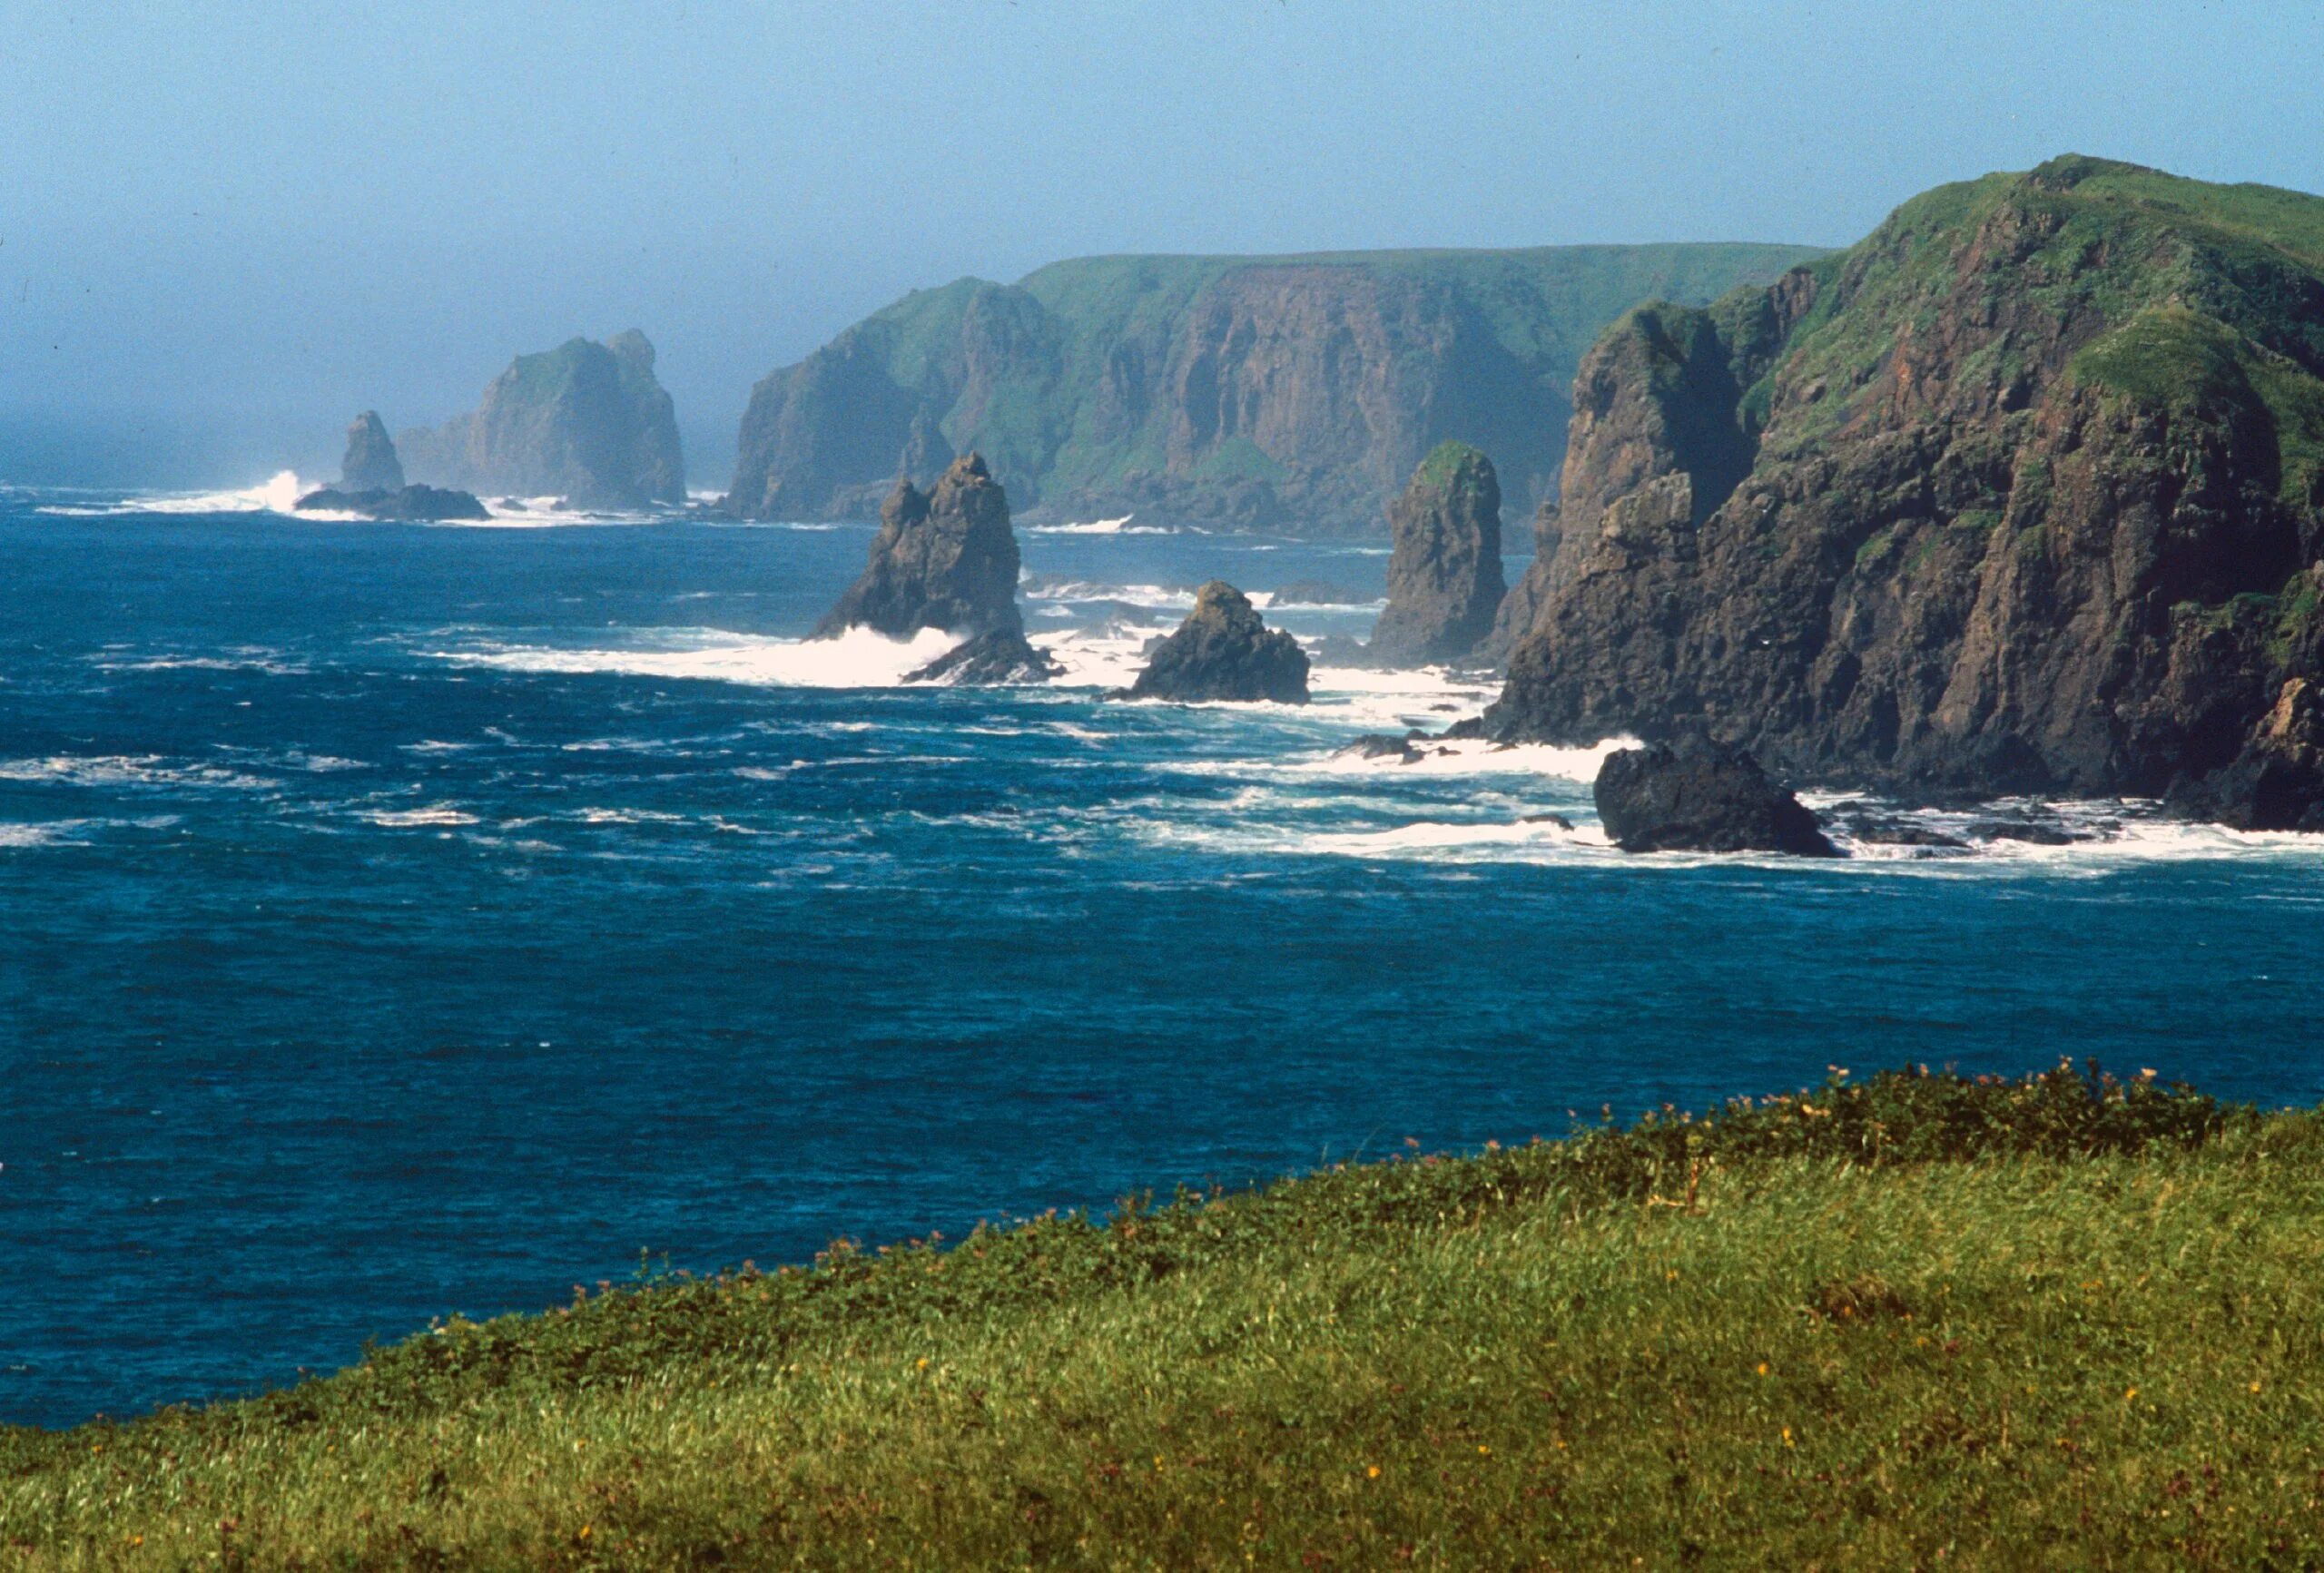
(5, 1), (2320, 485)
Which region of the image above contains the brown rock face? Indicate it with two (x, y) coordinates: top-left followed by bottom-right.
(1370, 442), (1507, 664)
(814, 454), (1025, 640)
(1487, 156), (2324, 824)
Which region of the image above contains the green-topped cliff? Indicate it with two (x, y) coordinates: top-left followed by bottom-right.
(723, 244), (1827, 535)
(1491, 156), (2324, 829)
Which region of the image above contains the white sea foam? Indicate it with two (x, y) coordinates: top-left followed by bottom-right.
(1025, 514), (1179, 536)
(361, 805), (480, 828)
(0, 821), (84, 849)
(0, 755), (277, 791)
(1020, 578), (1197, 612)
(1295, 734), (1638, 782)
(432, 625), (966, 689)
(37, 471), (312, 518)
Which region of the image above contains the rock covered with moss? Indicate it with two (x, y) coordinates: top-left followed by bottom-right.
(1128, 581), (1310, 703)
(1369, 442), (1507, 664)
(1488, 155), (2324, 827)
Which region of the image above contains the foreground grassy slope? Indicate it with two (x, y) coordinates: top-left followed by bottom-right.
(8, 1067), (2324, 1568)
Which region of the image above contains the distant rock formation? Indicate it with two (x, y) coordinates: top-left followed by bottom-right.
(1127, 582), (1311, 703)
(340, 412), (404, 492)
(399, 330), (684, 509)
(292, 484), (489, 521)
(722, 244), (1827, 536)
(1593, 742), (1839, 856)
(817, 454), (1026, 639)
(1369, 442), (1506, 664)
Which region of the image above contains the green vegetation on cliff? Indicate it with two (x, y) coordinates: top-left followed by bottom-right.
(724, 242), (1825, 534)
(1490, 156), (2324, 825)
(14, 1067), (2324, 1568)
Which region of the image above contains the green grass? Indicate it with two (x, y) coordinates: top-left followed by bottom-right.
(12, 1065), (2324, 1569)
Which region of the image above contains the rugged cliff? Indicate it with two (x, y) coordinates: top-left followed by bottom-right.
(1488, 156), (2324, 828)
(1370, 441), (1506, 664)
(399, 331), (684, 509)
(724, 245), (1824, 535)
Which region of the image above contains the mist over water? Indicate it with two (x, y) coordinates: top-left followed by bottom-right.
(3, 487), (2322, 1428)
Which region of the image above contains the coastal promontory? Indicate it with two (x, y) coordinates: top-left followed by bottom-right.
(1488, 156), (2324, 829)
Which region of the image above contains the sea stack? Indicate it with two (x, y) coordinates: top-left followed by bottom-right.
(816, 454), (1058, 683)
(1127, 582), (1311, 703)
(397, 330), (684, 509)
(1369, 442), (1507, 664)
(1593, 742), (1839, 856)
(340, 411), (405, 492)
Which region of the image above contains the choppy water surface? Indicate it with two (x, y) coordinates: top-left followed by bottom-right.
(4, 479), (2321, 1427)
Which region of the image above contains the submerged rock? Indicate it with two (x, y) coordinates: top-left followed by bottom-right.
(1593, 742), (1839, 856)
(1341, 732), (1424, 764)
(1269, 578), (1373, 607)
(816, 453), (1028, 642)
(340, 411), (404, 492)
(292, 484), (488, 521)
(903, 629), (1063, 685)
(1370, 442), (1507, 664)
(1127, 582), (1310, 703)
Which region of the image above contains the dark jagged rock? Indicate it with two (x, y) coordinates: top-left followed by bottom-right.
(1127, 582), (1310, 703)
(2167, 677), (2324, 830)
(292, 484), (489, 521)
(399, 330), (684, 509)
(722, 245), (1825, 536)
(1341, 732), (1424, 763)
(1369, 442), (1507, 664)
(1840, 815), (1971, 850)
(902, 630), (1062, 686)
(1269, 578), (1373, 606)
(1488, 157), (2324, 831)
(340, 411), (404, 492)
(1593, 742), (1840, 856)
(1479, 496), (1564, 664)
(815, 454), (1026, 644)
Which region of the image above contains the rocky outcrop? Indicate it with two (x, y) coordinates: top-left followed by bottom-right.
(1479, 498), (1564, 664)
(1488, 156), (2324, 828)
(399, 330), (684, 509)
(1127, 582), (1311, 703)
(815, 453), (1027, 642)
(902, 630), (1063, 685)
(340, 412), (404, 492)
(1593, 742), (1839, 856)
(293, 484), (488, 521)
(724, 244), (1825, 536)
(1370, 442), (1506, 664)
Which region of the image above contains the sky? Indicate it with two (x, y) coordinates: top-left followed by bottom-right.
(4, 0), (2320, 487)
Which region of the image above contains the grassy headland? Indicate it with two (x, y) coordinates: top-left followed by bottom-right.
(7, 1065), (2323, 1568)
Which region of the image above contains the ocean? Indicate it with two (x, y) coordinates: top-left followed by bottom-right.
(4, 477), (2320, 1429)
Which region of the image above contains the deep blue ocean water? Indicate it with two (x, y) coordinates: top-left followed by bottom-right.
(4, 478), (2321, 1430)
